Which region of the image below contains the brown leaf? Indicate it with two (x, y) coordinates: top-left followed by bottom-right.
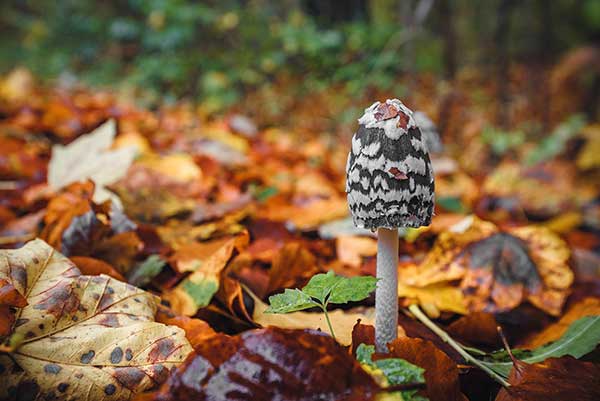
(69, 256), (125, 281)
(162, 234), (248, 316)
(519, 297), (600, 349)
(399, 216), (573, 316)
(447, 312), (501, 348)
(0, 239), (192, 400)
(351, 320), (375, 356)
(265, 241), (320, 295)
(386, 337), (468, 401)
(496, 357), (600, 401)
(155, 305), (217, 349)
(136, 327), (379, 401)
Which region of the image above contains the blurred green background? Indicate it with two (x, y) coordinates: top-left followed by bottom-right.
(1, 0), (599, 112)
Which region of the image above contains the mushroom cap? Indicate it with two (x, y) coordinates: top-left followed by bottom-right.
(345, 99), (435, 230)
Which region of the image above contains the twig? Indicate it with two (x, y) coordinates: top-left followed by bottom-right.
(408, 304), (510, 387)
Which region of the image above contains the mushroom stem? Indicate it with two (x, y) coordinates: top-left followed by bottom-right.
(375, 227), (399, 352)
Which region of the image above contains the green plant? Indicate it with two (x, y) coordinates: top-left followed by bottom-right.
(265, 271), (377, 341)
(356, 343), (427, 401)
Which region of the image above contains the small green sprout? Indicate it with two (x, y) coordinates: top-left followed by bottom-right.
(265, 271), (377, 340)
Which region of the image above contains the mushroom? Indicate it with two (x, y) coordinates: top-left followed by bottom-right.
(345, 99), (435, 352)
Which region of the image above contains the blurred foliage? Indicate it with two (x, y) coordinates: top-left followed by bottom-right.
(0, 0), (599, 111)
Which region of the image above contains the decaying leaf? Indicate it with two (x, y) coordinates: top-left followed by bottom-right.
(399, 216), (573, 316)
(47, 120), (136, 203)
(0, 239), (192, 400)
(495, 357), (600, 401)
(135, 327), (379, 401)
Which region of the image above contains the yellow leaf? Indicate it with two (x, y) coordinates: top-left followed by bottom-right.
(0, 239), (192, 400)
(398, 283), (468, 316)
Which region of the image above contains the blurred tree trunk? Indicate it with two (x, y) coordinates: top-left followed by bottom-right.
(439, 0), (456, 80)
(303, 0), (367, 24)
(537, 0), (553, 130)
(495, 0), (516, 128)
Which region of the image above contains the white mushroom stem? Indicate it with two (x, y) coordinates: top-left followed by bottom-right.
(375, 227), (399, 352)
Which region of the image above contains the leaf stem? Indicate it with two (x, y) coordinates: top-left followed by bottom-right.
(320, 303), (337, 341)
(408, 304), (510, 387)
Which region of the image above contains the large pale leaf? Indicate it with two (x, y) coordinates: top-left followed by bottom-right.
(0, 239), (192, 400)
(48, 120), (136, 203)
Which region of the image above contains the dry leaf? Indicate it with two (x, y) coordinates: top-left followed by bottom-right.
(47, 120), (136, 203)
(0, 239), (192, 400)
(496, 357), (600, 401)
(336, 236), (377, 268)
(399, 216), (573, 316)
(163, 234), (248, 316)
(519, 297), (600, 349)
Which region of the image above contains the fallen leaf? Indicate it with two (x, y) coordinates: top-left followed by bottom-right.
(495, 357), (600, 401)
(69, 256), (125, 281)
(336, 235), (378, 268)
(399, 216), (573, 316)
(446, 312), (501, 348)
(47, 119), (136, 203)
(135, 327), (379, 401)
(127, 255), (167, 288)
(155, 305), (217, 349)
(482, 315), (600, 377)
(387, 337), (468, 401)
(265, 241), (320, 295)
(398, 282), (468, 317)
(163, 234), (248, 316)
(519, 297), (600, 349)
(0, 239), (192, 400)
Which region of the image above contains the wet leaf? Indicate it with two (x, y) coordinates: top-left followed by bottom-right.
(0, 239), (192, 400)
(265, 289), (318, 313)
(136, 327), (379, 401)
(48, 120), (136, 203)
(267, 271), (378, 308)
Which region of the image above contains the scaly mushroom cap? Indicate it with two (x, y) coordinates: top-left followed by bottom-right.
(345, 99), (435, 230)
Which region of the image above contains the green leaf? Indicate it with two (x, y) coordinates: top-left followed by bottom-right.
(328, 275), (378, 304)
(182, 280), (219, 309)
(481, 316), (600, 377)
(265, 289), (318, 313)
(302, 271), (343, 304)
(356, 344), (427, 401)
(126, 255), (167, 287)
(356, 343), (376, 365)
